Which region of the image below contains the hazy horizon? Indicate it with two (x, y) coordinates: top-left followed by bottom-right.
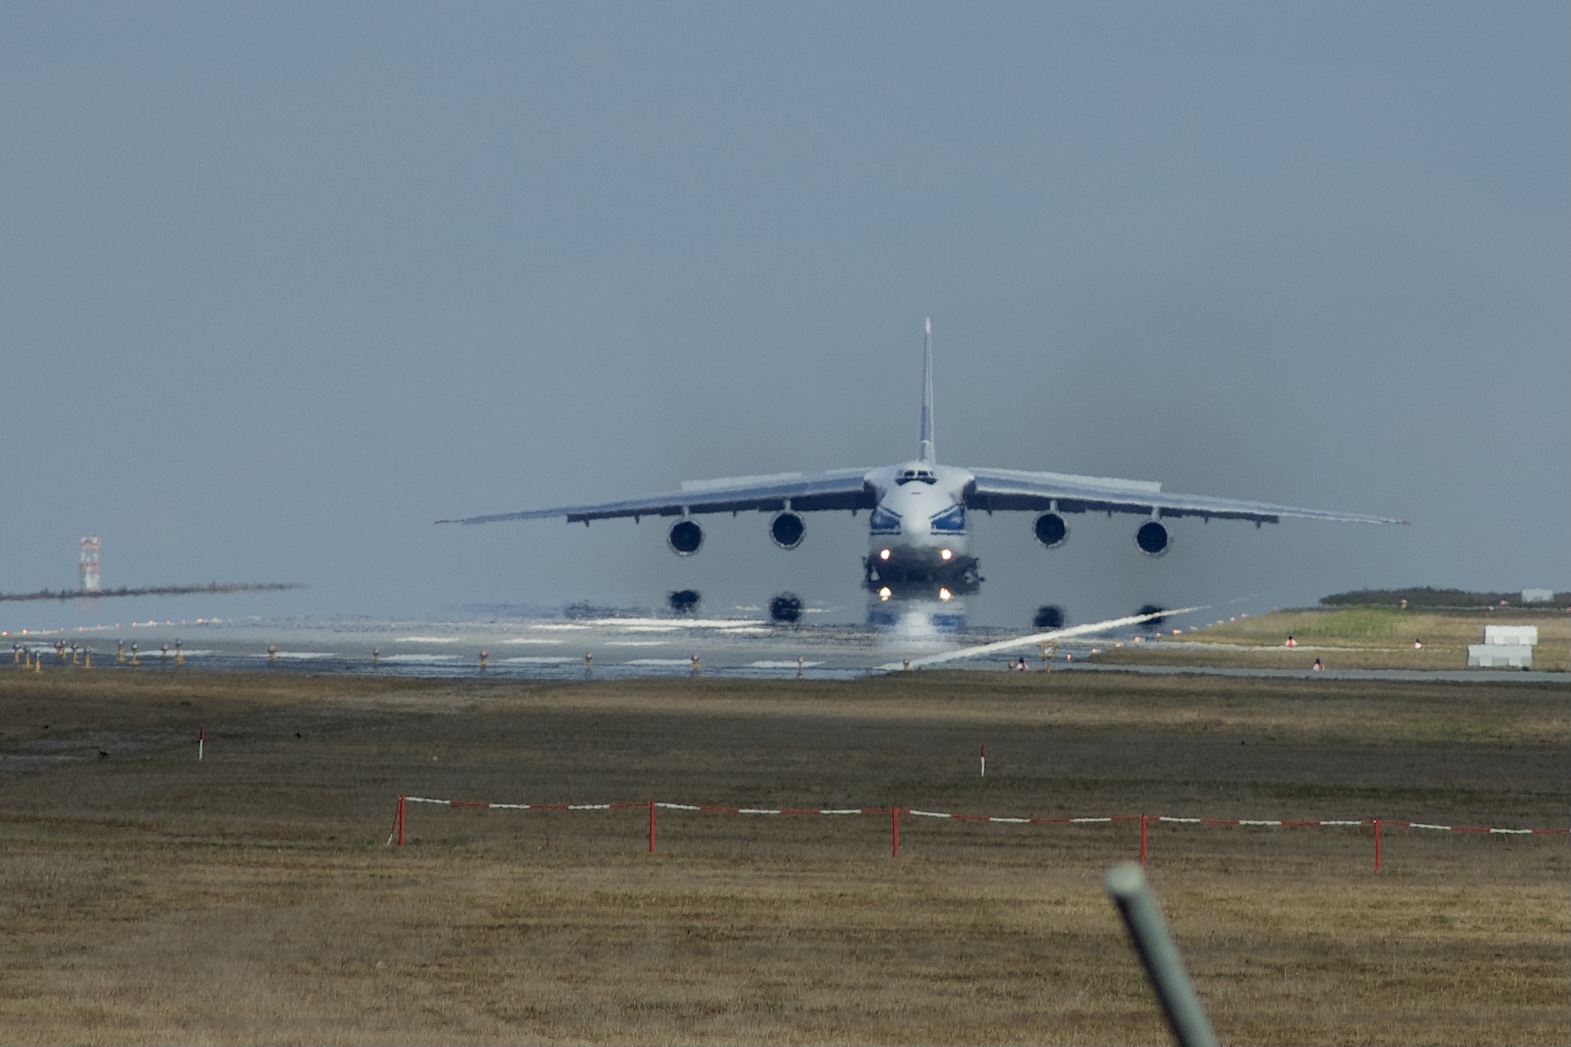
(3, 3), (1566, 633)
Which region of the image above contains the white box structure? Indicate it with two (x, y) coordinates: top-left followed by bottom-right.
(1484, 625), (1539, 646)
(1521, 588), (1554, 604)
(1469, 644), (1533, 668)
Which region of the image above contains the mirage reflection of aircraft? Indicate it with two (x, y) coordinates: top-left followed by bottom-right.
(439, 321), (1404, 604)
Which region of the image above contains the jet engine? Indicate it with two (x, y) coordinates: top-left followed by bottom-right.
(1033, 604), (1066, 629)
(769, 511), (806, 550)
(769, 592), (804, 623)
(667, 519), (704, 556)
(1135, 521), (1170, 557)
(668, 589), (700, 614)
(1033, 512), (1069, 549)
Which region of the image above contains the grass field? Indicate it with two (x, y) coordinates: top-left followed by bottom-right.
(1, 667), (1566, 1044)
(1095, 607), (1571, 671)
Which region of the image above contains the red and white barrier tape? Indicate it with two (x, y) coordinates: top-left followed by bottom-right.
(908, 810), (1128, 825)
(397, 797), (1566, 835)
(656, 803), (878, 816)
(389, 793), (1566, 869)
(1158, 816), (1364, 827)
(1392, 820), (1564, 835)
(405, 797), (645, 811)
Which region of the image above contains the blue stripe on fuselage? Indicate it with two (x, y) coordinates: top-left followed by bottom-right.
(929, 504), (965, 534)
(869, 505), (902, 535)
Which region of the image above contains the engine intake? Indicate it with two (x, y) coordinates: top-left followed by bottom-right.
(769, 511), (806, 550)
(1135, 521), (1170, 557)
(1033, 605), (1066, 630)
(1033, 512), (1069, 549)
(667, 519), (704, 556)
(769, 592), (804, 623)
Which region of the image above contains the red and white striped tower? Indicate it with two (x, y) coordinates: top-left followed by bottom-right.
(79, 536), (101, 592)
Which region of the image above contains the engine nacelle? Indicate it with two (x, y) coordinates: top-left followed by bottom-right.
(769, 592), (804, 623)
(1033, 604), (1066, 630)
(1135, 521), (1170, 557)
(667, 519), (704, 556)
(1033, 512), (1069, 549)
(668, 589), (700, 614)
(769, 511), (806, 549)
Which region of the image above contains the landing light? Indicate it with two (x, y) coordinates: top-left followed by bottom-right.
(878, 548), (891, 561)
(878, 586), (892, 601)
(940, 548), (953, 561)
(938, 587), (952, 601)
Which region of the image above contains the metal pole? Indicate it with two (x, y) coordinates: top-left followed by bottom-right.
(1105, 862), (1219, 1047)
(891, 806), (900, 858)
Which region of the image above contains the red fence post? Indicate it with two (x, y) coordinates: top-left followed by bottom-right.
(1372, 817), (1381, 873)
(1140, 813), (1148, 865)
(648, 799), (656, 854)
(891, 806), (901, 858)
(397, 794), (406, 848)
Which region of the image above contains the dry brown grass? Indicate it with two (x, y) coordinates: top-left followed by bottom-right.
(1, 668), (1566, 1045)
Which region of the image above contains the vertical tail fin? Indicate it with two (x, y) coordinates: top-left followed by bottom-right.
(918, 318), (936, 463)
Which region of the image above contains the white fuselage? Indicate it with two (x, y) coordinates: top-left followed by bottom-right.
(862, 461), (976, 584)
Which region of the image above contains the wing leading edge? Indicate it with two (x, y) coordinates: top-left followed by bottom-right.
(437, 468), (877, 526)
(964, 466), (1405, 525)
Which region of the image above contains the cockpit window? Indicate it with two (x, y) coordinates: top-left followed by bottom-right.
(896, 469), (938, 485)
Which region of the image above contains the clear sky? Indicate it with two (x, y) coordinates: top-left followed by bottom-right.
(2, 2), (1566, 631)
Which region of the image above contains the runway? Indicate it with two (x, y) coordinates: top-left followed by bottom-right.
(6, 612), (1013, 680)
(6, 609), (1553, 683)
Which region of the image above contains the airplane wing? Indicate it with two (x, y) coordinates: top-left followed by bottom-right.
(964, 466), (1405, 525)
(438, 468), (877, 525)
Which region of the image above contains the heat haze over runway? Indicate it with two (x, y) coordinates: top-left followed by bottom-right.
(5, 605), (1553, 684)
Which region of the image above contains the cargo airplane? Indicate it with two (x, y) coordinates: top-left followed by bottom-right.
(440, 321), (1403, 602)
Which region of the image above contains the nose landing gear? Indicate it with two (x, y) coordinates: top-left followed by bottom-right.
(863, 554), (981, 592)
